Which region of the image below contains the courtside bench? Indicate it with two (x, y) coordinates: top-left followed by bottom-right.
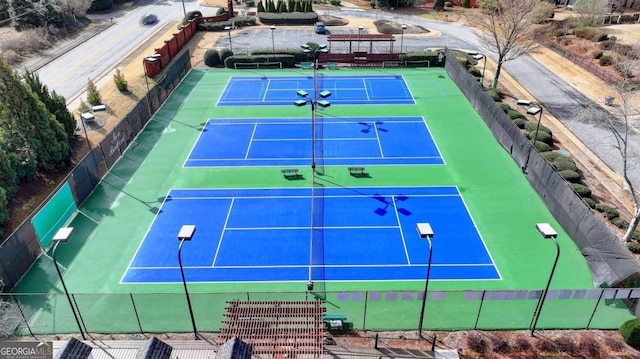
(323, 314), (348, 330)
(348, 167), (366, 176)
(281, 168), (300, 179)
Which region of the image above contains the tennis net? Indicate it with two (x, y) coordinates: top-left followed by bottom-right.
(309, 179), (326, 297)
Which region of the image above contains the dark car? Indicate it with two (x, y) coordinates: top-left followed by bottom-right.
(315, 22), (326, 34)
(139, 13), (158, 25)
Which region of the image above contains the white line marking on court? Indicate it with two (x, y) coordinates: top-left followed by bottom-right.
(400, 75), (417, 103)
(245, 123), (257, 159)
(128, 262), (495, 270)
(212, 198), (234, 267)
(224, 225), (401, 231)
(373, 122), (384, 158)
(392, 196), (411, 265)
(181, 120), (209, 168)
(261, 79), (271, 102)
(363, 78), (370, 101)
(215, 77), (233, 107)
(168, 193), (459, 201)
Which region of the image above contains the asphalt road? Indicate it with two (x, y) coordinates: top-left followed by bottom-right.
(31, 0), (211, 102)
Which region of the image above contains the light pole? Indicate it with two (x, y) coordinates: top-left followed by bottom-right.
(294, 49), (330, 172)
(177, 224), (199, 340)
(52, 227), (86, 340)
(471, 53), (487, 87)
(224, 26), (233, 53)
(400, 24), (407, 54)
(357, 26), (364, 54)
(518, 99), (543, 173)
(416, 222), (434, 339)
(181, 0), (186, 17)
(530, 223), (560, 337)
(270, 25), (276, 53)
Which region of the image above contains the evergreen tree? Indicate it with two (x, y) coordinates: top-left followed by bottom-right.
(0, 186), (8, 237)
(0, 59), (71, 173)
(287, 0), (294, 12)
(23, 70), (76, 141)
(257, 0), (265, 12)
(0, 140), (20, 198)
(86, 78), (102, 106)
(267, 0), (276, 12)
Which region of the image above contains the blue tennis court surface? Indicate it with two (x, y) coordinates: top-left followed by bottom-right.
(217, 75), (415, 106)
(185, 117), (443, 167)
(122, 187), (499, 283)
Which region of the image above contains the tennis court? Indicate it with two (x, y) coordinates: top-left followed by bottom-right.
(13, 67), (622, 333)
(123, 186), (498, 283)
(217, 75), (415, 106)
(185, 116), (443, 167)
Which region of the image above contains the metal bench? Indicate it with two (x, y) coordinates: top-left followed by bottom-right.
(326, 62), (338, 70)
(281, 168), (300, 179)
(300, 62), (312, 69)
(91, 104), (106, 112)
(323, 314), (348, 330)
(348, 167), (366, 176)
(80, 111), (95, 123)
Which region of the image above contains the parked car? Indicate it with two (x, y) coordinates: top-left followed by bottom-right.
(315, 22), (326, 34)
(139, 13), (158, 25)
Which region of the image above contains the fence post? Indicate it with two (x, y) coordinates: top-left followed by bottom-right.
(130, 293), (144, 334)
(11, 295), (36, 338)
(71, 294), (89, 336)
(473, 290), (486, 330)
(586, 289), (605, 329)
(363, 290), (369, 331)
(374, 333), (379, 349)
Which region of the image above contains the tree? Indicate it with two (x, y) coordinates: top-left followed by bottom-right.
(0, 278), (22, 338)
(0, 58), (71, 173)
(572, 0), (609, 28)
(86, 78), (101, 106)
(577, 48), (640, 242)
(473, 0), (545, 88)
(23, 70), (76, 141)
(113, 68), (128, 91)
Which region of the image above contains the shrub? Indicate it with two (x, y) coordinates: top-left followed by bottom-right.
(627, 242), (640, 254)
(468, 66), (482, 77)
(444, 1), (453, 6)
(512, 118), (528, 128)
(528, 130), (552, 145)
(497, 102), (511, 113)
(524, 121), (552, 135)
(485, 87), (502, 101)
(613, 43), (635, 57)
(599, 55), (614, 66)
(537, 339), (559, 353)
(553, 157), (578, 171)
(574, 27), (600, 41)
(86, 78), (101, 106)
(599, 39), (616, 50)
(571, 183), (592, 197)
(533, 141), (552, 152)
(554, 336), (578, 355)
(592, 50), (603, 59)
(594, 32), (608, 42)
(257, 11), (318, 24)
(224, 54), (296, 68)
(462, 0), (470, 7)
(113, 68), (128, 91)
(328, 0), (341, 5)
(508, 109), (527, 120)
(541, 151), (562, 162)
(490, 336), (511, 354)
(514, 336), (532, 351)
(204, 48), (221, 67)
(615, 63), (633, 78)
(466, 332), (490, 354)
(612, 217), (629, 229)
(620, 318), (640, 348)
(182, 10), (202, 26)
(595, 203), (619, 220)
(559, 169), (581, 182)
(583, 197), (596, 208)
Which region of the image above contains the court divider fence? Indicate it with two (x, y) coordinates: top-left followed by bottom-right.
(2, 286), (638, 335)
(442, 48), (640, 289)
(0, 49), (192, 293)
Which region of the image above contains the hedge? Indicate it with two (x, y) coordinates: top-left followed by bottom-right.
(524, 121), (552, 135)
(508, 109), (527, 120)
(198, 17), (257, 31)
(512, 118), (529, 128)
(627, 241), (640, 254)
(553, 157), (578, 172)
(595, 203), (619, 220)
(485, 87), (502, 101)
(599, 55), (614, 66)
(252, 49), (308, 62)
(204, 49), (221, 67)
(532, 141), (551, 152)
(583, 197), (596, 208)
(559, 169), (581, 183)
(571, 183), (592, 198)
(224, 54), (297, 68)
(257, 11), (318, 24)
(528, 130), (552, 145)
(620, 318), (640, 348)
(497, 102), (511, 113)
(612, 217), (629, 229)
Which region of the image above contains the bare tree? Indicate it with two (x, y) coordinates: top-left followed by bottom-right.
(0, 279), (22, 338)
(572, 0), (609, 28)
(472, 0), (546, 88)
(578, 48), (640, 242)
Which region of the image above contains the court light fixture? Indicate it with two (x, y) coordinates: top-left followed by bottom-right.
(224, 26), (233, 53)
(518, 99), (544, 173)
(296, 90), (309, 98)
(416, 222), (434, 339)
(52, 227), (86, 339)
(294, 100), (307, 107)
(177, 224), (199, 340)
(530, 223), (560, 337)
(317, 100), (331, 108)
(319, 90), (331, 98)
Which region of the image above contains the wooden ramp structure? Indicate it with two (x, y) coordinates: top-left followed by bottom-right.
(220, 300), (326, 358)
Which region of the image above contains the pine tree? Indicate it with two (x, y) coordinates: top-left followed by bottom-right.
(257, 0), (266, 12)
(23, 70), (76, 141)
(287, 0), (294, 12)
(0, 59), (71, 173)
(86, 78), (102, 106)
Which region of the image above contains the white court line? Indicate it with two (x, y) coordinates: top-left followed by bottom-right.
(373, 122), (384, 158)
(252, 138), (378, 142)
(212, 198), (234, 267)
(169, 193), (460, 201)
(392, 196), (411, 265)
(129, 262), (497, 270)
(245, 123), (257, 159)
(214, 77), (233, 107)
(362, 78), (370, 101)
(224, 225), (401, 231)
(261, 79), (271, 102)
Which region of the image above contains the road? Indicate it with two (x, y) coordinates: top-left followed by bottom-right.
(31, 0), (212, 103)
